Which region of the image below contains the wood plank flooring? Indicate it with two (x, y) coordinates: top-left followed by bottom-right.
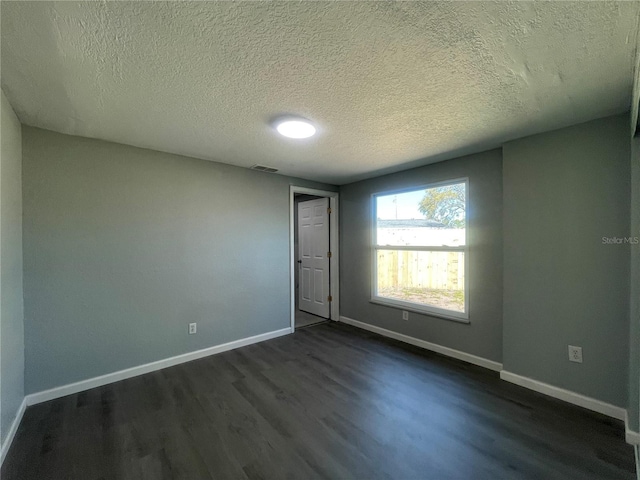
(2, 322), (635, 479)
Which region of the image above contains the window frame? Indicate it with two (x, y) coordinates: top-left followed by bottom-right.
(370, 178), (470, 323)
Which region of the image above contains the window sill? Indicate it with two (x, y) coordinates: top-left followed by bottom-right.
(369, 297), (470, 324)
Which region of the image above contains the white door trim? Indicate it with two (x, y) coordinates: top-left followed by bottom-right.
(290, 186), (339, 331)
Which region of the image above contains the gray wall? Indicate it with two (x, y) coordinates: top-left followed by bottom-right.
(1, 90), (24, 444)
(22, 127), (335, 394)
(339, 149), (503, 362)
(629, 134), (640, 431)
(503, 114), (630, 407)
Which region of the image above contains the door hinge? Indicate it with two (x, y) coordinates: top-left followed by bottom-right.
(327, 295), (333, 302)
(327, 251), (332, 258)
(327, 207), (332, 214)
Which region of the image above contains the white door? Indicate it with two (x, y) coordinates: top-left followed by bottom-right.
(298, 198), (331, 318)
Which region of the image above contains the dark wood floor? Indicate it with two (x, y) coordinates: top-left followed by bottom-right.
(2, 322), (635, 479)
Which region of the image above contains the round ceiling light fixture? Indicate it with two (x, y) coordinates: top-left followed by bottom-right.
(274, 117), (316, 139)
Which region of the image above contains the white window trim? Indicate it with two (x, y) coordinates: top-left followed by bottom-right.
(370, 178), (470, 323)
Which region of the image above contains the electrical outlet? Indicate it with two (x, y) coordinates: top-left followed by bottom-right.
(402, 311), (409, 321)
(189, 323), (197, 335)
(568, 345), (582, 363)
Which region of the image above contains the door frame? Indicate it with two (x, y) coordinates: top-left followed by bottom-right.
(290, 186), (340, 332)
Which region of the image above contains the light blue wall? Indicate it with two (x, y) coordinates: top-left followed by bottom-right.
(339, 149), (503, 362)
(1, 90), (25, 445)
(503, 115), (630, 407)
(22, 127), (335, 394)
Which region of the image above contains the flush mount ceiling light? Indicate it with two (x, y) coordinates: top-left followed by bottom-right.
(274, 117), (316, 139)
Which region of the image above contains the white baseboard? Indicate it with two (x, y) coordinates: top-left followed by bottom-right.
(26, 327), (293, 406)
(627, 411), (640, 446)
(500, 370), (626, 421)
(627, 429), (640, 445)
(0, 397), (27, 466)
(339, 315), (502, 372)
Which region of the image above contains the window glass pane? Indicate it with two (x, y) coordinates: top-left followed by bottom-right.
(376, 250), (465, 313)
(375, 183), (465, 247)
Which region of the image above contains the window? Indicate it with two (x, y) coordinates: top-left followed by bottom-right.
(372, 179), (468, 321)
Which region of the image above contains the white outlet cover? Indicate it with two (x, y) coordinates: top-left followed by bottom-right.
(568, 345), (582, 363)
(189, 323), (197, 334)
(402, 311), (409, 321)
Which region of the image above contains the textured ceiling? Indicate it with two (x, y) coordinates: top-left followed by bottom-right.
(2, 1), (639, 184)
